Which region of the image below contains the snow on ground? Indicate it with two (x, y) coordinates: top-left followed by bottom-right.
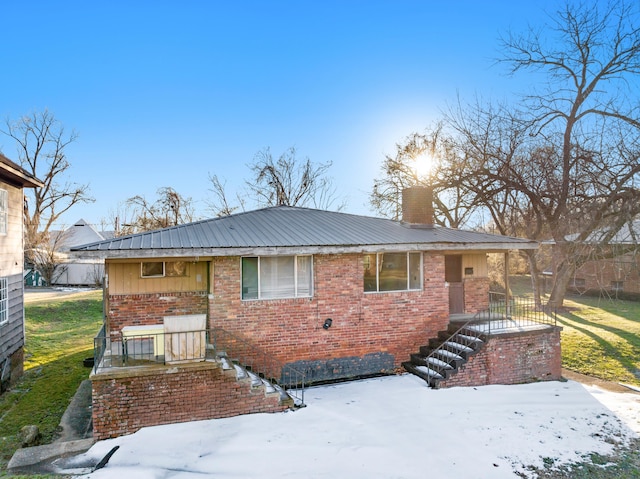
(70, 375), (640, 479)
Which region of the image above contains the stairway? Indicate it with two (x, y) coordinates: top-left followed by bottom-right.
(208, 328), (306, 407)
(214, 350), (296, 407)
(402, 324), (486, 388)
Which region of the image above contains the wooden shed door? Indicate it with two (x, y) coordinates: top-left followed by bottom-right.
(445, 255), (464, 314)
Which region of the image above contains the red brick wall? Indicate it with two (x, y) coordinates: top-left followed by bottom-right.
(439, 327), (562, 388)
(463, 277), (490, 314)
(210, 253), (449, 382)
(574, 254), (640, 295)
(91, 361), (289, 440)
(107, 291), (208, 338)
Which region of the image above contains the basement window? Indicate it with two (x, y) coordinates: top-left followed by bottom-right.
(611, 281), (624, 292)
(241, 256), (313, 300)
(363, 252), (422, 293)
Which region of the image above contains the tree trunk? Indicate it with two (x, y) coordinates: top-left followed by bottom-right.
(547, 260), (575, 309)
(523, 250), (543, 309)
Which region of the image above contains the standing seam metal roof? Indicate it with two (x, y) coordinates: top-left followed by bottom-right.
(71, 206), (537, 252)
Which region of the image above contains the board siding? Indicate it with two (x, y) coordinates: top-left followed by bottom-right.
(0, 273), (25, 363)
(107, 261), (209, 295)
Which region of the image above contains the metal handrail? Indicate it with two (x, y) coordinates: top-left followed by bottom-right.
(419, 318), (485, 382)
(209, 327), (306, 406)
(419, 294), (558, 381)
(93, 323), (106, 374)
(485, 292), (557, 334)
(92, 326), (306, 406)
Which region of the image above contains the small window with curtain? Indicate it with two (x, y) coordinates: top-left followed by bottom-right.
(364, 252), (422, 293)
(241, 255), (313, 300)
(141, 261), (188, 278)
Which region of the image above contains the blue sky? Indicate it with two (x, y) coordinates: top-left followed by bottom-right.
(2, 0), (560, 229)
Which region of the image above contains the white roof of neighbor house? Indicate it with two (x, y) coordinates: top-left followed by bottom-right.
(52, 219), (109, 252)
(584, 219), (640, 245)
(546, 219), (640, 245)
(71, 206), (538, 259)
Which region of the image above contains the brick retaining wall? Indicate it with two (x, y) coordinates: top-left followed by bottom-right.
(91, 361), (289, 440)
(439, 326), (562, 388)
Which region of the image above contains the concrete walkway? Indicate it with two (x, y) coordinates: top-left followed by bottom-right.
(7, 379), (96, 475)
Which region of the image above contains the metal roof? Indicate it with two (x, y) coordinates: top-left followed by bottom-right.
(71, 206), (538, 258)
(544, 219), (640, 245)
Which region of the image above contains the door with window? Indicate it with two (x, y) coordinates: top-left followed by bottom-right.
(445, 255), (464, 314)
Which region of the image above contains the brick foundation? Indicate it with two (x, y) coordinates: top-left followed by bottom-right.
(91, 360), (289, 440)
(439, 327), (562, 388)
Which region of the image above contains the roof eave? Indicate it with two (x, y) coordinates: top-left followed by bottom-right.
(71, 240), (538, 260)
(0, 163), (44, 188)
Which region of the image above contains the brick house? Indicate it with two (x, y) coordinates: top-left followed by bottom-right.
(0, 154), (43, 392)
(74, 187), (562, 439)
(575, 220), (640, 298)
(544, 219), (640, 298)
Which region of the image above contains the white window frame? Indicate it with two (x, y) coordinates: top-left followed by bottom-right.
(241, 255), (313, 300)
(364, 252), (423, 293)
(0, 189), (7, 235)
(0, 277), (8, 325)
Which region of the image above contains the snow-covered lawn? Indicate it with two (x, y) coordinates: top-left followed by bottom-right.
(72, 375), (640, 478)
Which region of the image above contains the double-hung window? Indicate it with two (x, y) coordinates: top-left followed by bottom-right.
(363, 252), (422, 292)
(242, 255), (313, 300)
(0, 277), (8, 325)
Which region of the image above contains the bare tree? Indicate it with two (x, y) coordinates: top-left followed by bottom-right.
(30, 228), (69, 286)
(1, 110), (93, 262)
(247, 147), (342, 209)
(208, 147), (344, 216)
(207, 174), (246, 217)
(371, 124), (485, 228)
(119, 187), (196, 235)
(446, 1), (640, 307)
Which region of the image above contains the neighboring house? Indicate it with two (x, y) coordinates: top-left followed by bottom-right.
(47, 219), (112, 286)
(73, 187), (562, 439)
(0, 153), (43, 392)
(545, 220), (640, 298)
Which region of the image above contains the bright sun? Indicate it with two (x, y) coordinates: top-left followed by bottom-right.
(413, 153), (435, 179)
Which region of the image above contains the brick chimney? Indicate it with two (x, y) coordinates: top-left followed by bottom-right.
(401, 186), (434, 227)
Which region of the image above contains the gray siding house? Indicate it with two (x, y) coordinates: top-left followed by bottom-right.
(0, 154), (43, 392)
